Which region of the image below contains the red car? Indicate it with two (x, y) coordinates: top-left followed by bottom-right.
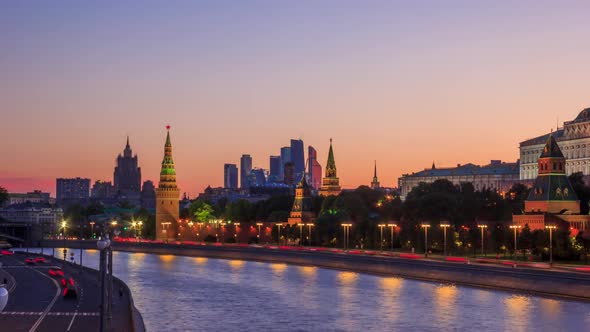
(24, 258), (35, 264)
(1, 250), (14, 255)
(34, 257), (46, 263)
(61, 278), (78, 298)
(48, 268), (65, 277)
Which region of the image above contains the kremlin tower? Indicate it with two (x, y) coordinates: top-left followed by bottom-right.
(155, 126), (180, 241)
(319, 138), (342, 196)
(288, 170), (316, 225)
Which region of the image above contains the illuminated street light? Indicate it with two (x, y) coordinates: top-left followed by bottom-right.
(306, 223), (315, 247)
(440, 223), (450, 256)
(275, 223), (282, 245)
(477, 224), (488, 257)
(387, 223), (397, 251)
(378, 224), (386, 251)
(298, 223), (304, 246)
(421, 224), (430, 257)
(89, 221), (96, 239)
(234, 223), (240, 243)
(545, 225), (557, 267)
(341, 223), (352, 249)
(256, 222), (263, 240)
(161, 222), (171, 243)
(509, 225), (521, 258)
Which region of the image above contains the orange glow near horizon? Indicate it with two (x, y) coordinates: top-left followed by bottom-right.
(2, 2), (590, 197)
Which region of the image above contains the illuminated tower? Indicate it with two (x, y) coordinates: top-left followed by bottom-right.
(371, 160), (380, 189)
(288, 171), (316, 225)
(155, 126), (180, 241)
(319, 138), (342, 196)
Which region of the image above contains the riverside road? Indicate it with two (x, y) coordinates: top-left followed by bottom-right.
(0, 252), (133, 332)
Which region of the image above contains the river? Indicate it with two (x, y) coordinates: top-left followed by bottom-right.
(19, 248), (590, 331)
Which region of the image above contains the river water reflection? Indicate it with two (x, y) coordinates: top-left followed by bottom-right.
(24, 249), (590, 331)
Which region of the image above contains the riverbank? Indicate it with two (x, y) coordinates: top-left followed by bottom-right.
(40, 240), (590, 302)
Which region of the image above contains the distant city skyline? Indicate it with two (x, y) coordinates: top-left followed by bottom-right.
(1, 1), (590, 196)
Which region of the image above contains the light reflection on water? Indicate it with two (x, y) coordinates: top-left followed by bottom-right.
(18, 249), (590, 331)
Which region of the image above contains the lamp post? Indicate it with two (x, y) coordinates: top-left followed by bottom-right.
(275, 223), (282, 245)
(131, 221), (137, 239)
(421, 224), (430, 257)
(161, 222), (171, 243)
(440, 223), (450, 256)
(306, 223), (314, 247)
(341, 223), (352, 249)
(234, 223), (240, 243)
(197, 222), (203, 242)
(388, 223), (397, 251)
(61, 220), (67, 267)
(545, 225), (557, 267)
(90, 221), (96, 239)
(221, 223), (226, 244)
(509, 225), (521, 259)
(97, 236), (111, 332)
(477, 224), (487, 257)
(298, 223), (304, 246)
(378, 224), (386, 251)
(256, 222), (263, 242)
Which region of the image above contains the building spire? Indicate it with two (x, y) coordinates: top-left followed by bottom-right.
(123, 135), (132, 157)
(325, 138), (336, 177)
(374, 160), (377, 178)
(371, 160), (380, 189)
(159, 126), (177, 188)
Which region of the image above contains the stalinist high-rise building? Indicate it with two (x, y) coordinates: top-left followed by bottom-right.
(156, 126), (180, 241)
(319, 138), (342, 196)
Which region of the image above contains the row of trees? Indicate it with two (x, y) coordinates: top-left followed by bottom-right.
(180, 175), (589, 261)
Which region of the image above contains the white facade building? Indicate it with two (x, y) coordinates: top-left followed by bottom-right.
(520, 108), (590, 180)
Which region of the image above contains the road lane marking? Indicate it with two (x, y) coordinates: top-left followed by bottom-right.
(66, 311), (78, 331)
(28, 267), (61, 332)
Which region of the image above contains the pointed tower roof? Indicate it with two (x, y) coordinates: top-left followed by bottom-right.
(374, 160), (378, 178)
(539, 134), (564, 159)
(432, 162), (436, 169)
(126, 136), (130, 148)
(159, 125), (177, 183)
(165, 126), (172, 147)
(327, 138), (335, 168)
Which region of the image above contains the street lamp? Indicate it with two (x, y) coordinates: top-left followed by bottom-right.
(440, 223), (450, 256)
(221, 223), (226, 244)
(341, 223), (352, 249)
(306, 223), (315, 247)
(378, 224), (386, 251)
(161, 222), (171, 243)
(131, 221), (137, 239)
(61, 220), (67, 266)
(298, 223), (304, 246)
(234, 223), (240, 243)
(275, 223), (282, 245)
(421, 224), (430, 257)
(387, 223), (397, 251)
(545, 225), (557, 267)
(509, 225), (521, 258)
(477, 224), (488, 257)
(256, 222), (263, 241)
(90, 221), (96, 239)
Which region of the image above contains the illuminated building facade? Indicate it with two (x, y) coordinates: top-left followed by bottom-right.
(398, 160), (521, 200)
(155, 127), (180, 241)
(513, 134), (589, 235)
(520, 107), (590, 180)
(319, 139), (342, 196)
(240, 154), (252, 189)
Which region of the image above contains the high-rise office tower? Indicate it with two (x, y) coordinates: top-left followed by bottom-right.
(290, 139), (305, 183)
(224, 164), (238, 189)
(269, 156), (282, 183)
(308, 146), (322, 190)
(251, 168), (267, 187)
(280, 146), (291, 181)
(240, 154), (252, 189)
(114, 136), (142, 194)
(155, 126), (180, 241)
(284, 162), (295, 186)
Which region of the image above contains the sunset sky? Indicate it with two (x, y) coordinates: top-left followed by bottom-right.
(1, 1), (589, 197)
